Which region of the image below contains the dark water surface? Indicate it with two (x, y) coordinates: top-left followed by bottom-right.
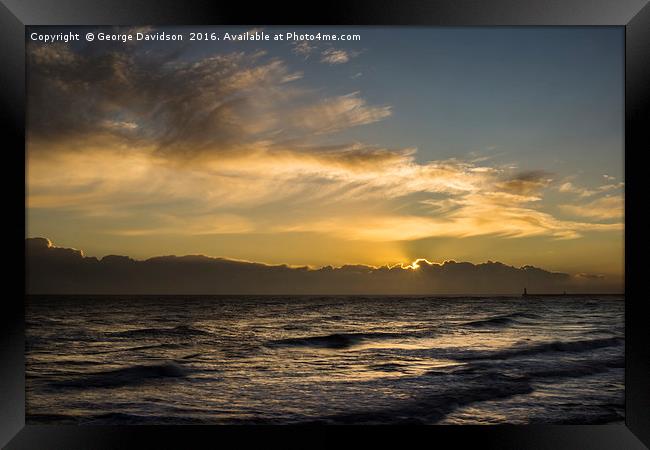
(26, 295), (624, 424)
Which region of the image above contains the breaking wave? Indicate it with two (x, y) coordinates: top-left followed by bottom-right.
(455, 337), (623, 361)
(462, 312), (541, 329)
(52, 362), (188, 388)
(268, 330), (429, 349)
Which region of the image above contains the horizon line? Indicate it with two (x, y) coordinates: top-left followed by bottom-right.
(26, 292), (625, 297)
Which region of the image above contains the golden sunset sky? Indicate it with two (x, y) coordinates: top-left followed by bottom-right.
(26, 26), (624, 284)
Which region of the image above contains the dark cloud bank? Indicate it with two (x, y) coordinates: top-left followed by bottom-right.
(26, 238), (620, 295)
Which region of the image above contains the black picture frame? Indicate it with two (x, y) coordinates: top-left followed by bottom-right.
(2, 0), (648, 448)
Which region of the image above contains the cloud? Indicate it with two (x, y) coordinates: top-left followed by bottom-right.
(558, 181), (624, 198)
(109, 213), (255, 236)
(27, 142), (623, 241)
(320, 48), (358, 65)
(496, 171), (552, 196)
(292, 41), (316, 58)
(26, 238), (622, 294)
(294, 42), (360, 66)
(26, 237), (84, 260)
(26, 34), (624, 245)
(292, 92), (391, 133)
(576, 272), (606, 279)
(560, 196), (624, 220)
(27, 38), (382, 159)
(280, 201), (621, 243)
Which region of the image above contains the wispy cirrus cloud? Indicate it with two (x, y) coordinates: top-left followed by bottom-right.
(560, 196), (624, 221)
(320, 48), (359, 64)
(558, 180), (624, 198)
(291, 92), (391, 133)
(291, 42), (359, 65)
(28, 142), (623, 242)
(292, 41), (316, 59)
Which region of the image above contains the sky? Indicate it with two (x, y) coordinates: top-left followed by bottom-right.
(26, 26), (624, 284)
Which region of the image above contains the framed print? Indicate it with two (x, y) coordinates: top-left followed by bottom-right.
(1, 0), (649, 448)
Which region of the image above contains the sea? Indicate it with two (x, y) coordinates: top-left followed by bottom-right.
(26, 295), (624, 425)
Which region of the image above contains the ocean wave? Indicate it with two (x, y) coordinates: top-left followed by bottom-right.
(455, 337), (623, 361)
(52, 362), (188, 388)
(268, 330), (428, 349)
(369, 362), (410, 372)
(527, 357), (624, 379)
(281, 323), (311, 331)
(82, 342), (190, 356)
(310, 372), (534, 424)
(463, 312), (541, 329)
(442, 354), (624, 381)
(107, 325), (210, 339)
